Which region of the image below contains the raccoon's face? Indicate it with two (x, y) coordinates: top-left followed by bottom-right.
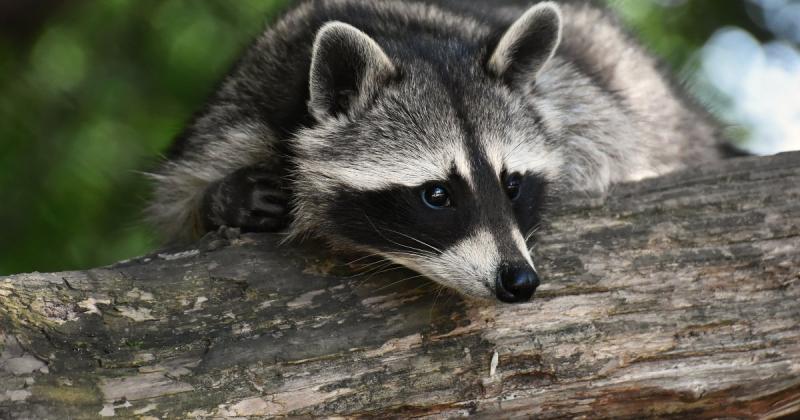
(292, 3), (563, 303)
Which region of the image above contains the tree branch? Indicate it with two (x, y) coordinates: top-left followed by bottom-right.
(2, 152), (799, 418)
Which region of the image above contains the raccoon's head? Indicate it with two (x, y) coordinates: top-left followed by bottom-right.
(291, 3), (563, 303)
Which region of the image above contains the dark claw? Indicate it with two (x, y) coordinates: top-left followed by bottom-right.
(201, 163), (290, 233)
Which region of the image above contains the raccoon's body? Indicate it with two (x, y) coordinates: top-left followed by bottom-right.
(148, 0), (724, 302)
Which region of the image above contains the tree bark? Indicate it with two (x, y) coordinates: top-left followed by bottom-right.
(2, 152), (799, 419)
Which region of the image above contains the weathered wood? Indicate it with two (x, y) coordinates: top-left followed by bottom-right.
(2, 152), (800, 419)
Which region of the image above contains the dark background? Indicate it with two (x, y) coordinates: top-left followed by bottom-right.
(0, 0), (797, 275)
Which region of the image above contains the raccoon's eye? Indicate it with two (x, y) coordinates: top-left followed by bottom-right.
(505, 172), (522, 201)
(421, 185), (451, 209)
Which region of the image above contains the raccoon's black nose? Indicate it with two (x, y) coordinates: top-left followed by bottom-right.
(495, 264), (539, 303)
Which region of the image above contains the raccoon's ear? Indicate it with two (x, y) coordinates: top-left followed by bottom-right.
(309, 22), (396, 120)
(487, 2), (562, 86)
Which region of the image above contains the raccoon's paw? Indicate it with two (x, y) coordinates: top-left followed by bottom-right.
(201, 164), (290, 233)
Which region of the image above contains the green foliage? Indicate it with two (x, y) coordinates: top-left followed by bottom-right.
(609, 0), (766, 69)
(0, 0), (288, 274)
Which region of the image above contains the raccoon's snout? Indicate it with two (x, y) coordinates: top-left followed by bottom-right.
(495, 264), (540, 303)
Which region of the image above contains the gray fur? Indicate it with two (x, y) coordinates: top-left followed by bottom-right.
(488, 2), (562, 84)
(309, 22), (397, 120)
(147, 0), (723, 300)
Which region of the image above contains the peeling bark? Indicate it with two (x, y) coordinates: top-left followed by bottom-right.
(2, 152), (800, 419)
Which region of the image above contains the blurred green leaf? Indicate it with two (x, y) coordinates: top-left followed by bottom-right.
(0, 0), (289, 275)
(30, 27), (88, 92)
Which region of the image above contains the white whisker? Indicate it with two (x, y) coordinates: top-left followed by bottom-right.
(378, 227), (443, 254)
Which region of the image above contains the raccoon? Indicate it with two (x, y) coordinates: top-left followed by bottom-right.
(147, 0), (724, 303)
